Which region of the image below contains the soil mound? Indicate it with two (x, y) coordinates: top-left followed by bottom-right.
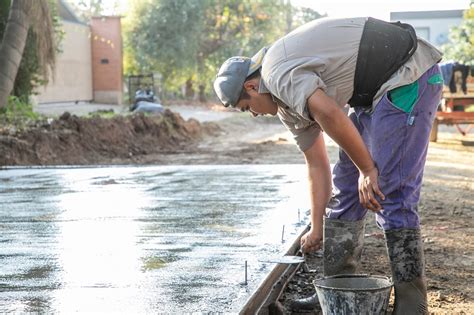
(0, 109), (220, 166)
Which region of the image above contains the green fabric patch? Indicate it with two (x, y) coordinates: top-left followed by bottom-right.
(427, 73), (444, 85)
(388, 81), (419, 113)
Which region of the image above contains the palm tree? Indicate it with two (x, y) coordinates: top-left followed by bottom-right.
(0, 0), (56, 108)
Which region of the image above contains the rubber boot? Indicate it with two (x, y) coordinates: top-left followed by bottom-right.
(289, 218), (365, 312)
(385, 228), (428, 315)
(323, 217), (365, 276)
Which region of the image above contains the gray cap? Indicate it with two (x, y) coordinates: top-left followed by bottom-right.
(213, 47), (267, 107)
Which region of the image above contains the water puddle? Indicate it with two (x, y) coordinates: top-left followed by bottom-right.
(0, 165), (309, 313)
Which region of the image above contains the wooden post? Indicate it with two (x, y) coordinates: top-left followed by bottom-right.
(430, 119), (439, 142)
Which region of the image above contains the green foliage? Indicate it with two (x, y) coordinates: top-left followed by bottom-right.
(295, 6), (325, 25)
(0, 0), (10, 25)
(87, 109), (117, 119)
(0, 0), (63, 103)
(12, 32), (45, 103)
(69, 0), (113, 20)
(124, 0), (325, 98)
(441, 2), (474, 65)
(0, 96), (40, 125)
(130, 1), (203, 78)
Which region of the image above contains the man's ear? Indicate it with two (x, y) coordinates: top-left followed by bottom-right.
(243, 78), (259, 93)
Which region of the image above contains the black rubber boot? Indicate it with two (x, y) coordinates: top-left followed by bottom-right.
(385, 228), (428, 315)
(288, 293), (320, 312)
(289, 218), (365, 312)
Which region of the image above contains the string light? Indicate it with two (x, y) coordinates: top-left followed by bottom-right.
(60, 18), (120, 49)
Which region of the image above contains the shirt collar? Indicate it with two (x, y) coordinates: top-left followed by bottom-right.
(258, 79), (289, 109)
(258, 79), (270, 94)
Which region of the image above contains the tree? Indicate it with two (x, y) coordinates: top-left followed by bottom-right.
(441, 1), (474, 65)
(124, 0), (325, 100)
(125, 0), (295, 99)
(69, 0), (122, 20)
(294, 6), (326, 26)
(0, 0), (56, 108)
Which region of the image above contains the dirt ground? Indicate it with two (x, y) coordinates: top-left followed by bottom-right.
(195, 104), (473, 314)
(0, 108), (221, 165)
(1, 102), (472, 313)
(280, 130), (474, 314)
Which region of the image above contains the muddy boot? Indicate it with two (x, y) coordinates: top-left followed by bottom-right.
(288, 294), (320, 313)
(385, 228), (428, 315)
(323, 217), (365, 276)
(289, 218), (365, 312)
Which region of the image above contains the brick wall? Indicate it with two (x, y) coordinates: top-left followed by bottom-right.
(90, 16), (123, 104)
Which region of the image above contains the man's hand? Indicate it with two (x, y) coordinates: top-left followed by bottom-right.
(307, 89), (386, 212)
(358, 166), (385, 211)
(300, 227), (323, 254)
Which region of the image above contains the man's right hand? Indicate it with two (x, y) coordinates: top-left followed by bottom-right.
(300, 227), (323, 254)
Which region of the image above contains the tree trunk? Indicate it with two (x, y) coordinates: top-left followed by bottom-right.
(185, 78), (195, 99)
(198, 84), (206, 103)
(196, 56), (206, 103)
(0, 0), (31, 108)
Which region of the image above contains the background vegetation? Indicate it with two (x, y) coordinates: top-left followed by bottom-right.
(0, 0), (473, 109)
(0, 0), (62, 103)
(441, 1), (474, 65)
(122, 0), (324, 100)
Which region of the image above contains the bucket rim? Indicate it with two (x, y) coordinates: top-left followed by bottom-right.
(313, 274), (393, 292)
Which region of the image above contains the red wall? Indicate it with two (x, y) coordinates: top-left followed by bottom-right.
(90, 16), (123, 93)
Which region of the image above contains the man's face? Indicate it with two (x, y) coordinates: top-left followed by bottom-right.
(234, 79), (278, 117)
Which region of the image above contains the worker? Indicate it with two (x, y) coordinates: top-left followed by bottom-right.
(213, 17), (443, 314)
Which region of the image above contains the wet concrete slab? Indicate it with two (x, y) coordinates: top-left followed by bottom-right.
(0, 165), (309, 313)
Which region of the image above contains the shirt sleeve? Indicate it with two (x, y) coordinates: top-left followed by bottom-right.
(278, 111), (322, 152)
(265, 58), (327, 120)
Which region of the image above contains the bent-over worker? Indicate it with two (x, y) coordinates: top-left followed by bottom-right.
(214, 17), (443, 314)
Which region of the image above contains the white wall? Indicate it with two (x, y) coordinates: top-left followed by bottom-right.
(36, 21), (93, 104)
(407, 17), (463, 46)
(390, 11), (463, 48)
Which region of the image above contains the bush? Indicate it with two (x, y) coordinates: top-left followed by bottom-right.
(0, 96), (40, 126)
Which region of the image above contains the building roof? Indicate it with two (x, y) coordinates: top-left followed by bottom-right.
(58, 0), (87, 25)
(391, 10), (464, 20)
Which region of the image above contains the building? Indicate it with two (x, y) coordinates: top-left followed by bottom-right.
(90, 16), (123, 104)
(390, 10), (464, 47)
(36, 0), (123, 105)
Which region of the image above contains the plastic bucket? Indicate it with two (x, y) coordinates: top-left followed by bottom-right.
(313, 274), (393, 315)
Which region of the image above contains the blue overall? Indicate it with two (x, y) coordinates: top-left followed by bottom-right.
(327, 65), (443, 230)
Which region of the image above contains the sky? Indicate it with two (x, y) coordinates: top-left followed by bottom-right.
(291, 0), (471, 20)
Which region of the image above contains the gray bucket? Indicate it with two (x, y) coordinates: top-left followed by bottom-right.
(313, 274), (393, 315)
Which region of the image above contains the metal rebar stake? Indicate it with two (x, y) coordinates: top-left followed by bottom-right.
(244, 260), (248, 285)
